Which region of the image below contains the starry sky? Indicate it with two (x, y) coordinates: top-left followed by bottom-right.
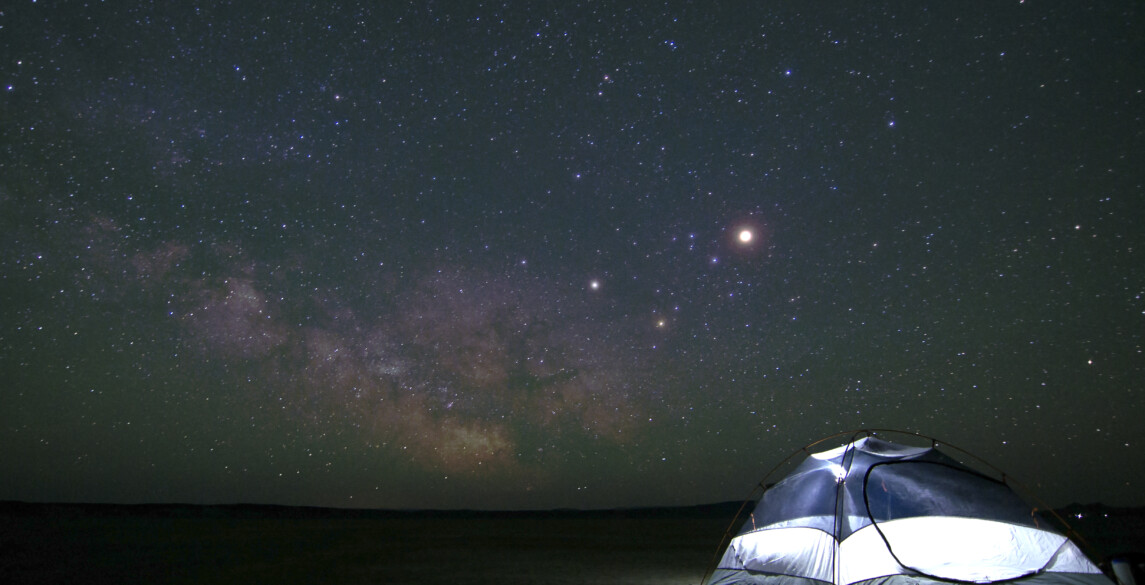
(1, 1), (1143, 511)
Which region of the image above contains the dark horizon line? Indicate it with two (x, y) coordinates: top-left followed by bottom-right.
(0, 498), (750, 519)
(1, 499), (1138, 520)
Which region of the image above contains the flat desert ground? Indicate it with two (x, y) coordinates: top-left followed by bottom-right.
(0, 503), (734, 584)
(1, 502), (1140, 585)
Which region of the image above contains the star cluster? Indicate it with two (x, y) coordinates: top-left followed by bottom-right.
(1, 2), (1143, 509)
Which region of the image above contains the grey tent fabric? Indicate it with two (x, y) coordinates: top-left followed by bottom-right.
(705, 435), (1112, 585)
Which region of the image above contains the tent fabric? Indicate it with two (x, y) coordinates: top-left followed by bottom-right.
(705, 435), (1112, 585)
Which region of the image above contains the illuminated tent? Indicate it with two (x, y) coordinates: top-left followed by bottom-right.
(703, 432), (1112, 585)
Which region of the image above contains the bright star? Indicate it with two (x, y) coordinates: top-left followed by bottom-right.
(728, 218), (767, 252)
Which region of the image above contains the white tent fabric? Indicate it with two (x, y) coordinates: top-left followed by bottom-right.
(705, 435), (1111, 585)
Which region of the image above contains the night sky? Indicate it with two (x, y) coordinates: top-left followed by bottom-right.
(2, 1), (1142, 511)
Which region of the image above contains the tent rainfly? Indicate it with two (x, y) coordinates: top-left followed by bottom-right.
(704, 433), (1113, 585)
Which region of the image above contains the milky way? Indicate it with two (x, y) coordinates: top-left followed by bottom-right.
(9, 203), (697, 505)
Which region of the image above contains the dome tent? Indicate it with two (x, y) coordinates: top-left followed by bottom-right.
(703, 430), (1112, 585)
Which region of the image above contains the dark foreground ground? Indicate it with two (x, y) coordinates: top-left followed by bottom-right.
(0, 501), (1141, 585)
(0, 501), (737, 585)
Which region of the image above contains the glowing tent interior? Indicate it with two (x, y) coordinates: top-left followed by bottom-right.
(703, 431), (1113, 585)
